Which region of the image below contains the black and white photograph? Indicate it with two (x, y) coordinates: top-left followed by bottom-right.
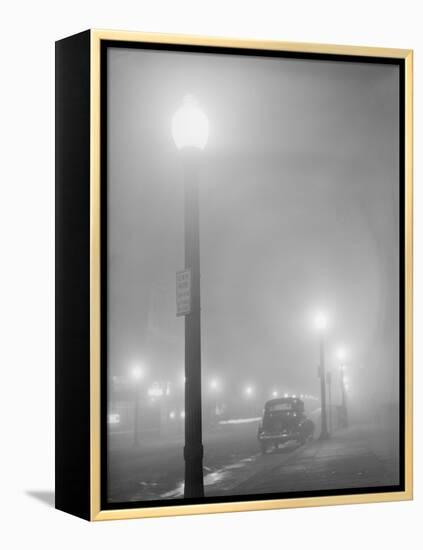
(102, 42), (405, 508)
(2, 0), (421, 543)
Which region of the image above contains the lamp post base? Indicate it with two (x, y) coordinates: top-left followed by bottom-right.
(183, 444), (204, 498)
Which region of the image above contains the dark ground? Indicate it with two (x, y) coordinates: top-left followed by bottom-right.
(107, 421), (399, 503)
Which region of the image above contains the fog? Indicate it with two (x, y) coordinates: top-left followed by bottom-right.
(105, 46), (400, 502)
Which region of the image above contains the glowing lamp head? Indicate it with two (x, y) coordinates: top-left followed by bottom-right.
(148, 384), (163, 398)
(172, 95), (209, 150)
(245, 386), (253, 397)
(314, 312), (328, 332)
(131, 365), (144, 381)
(336, 347), (347, 361)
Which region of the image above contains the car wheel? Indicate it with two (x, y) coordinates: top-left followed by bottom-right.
(261, 440), (274, 454)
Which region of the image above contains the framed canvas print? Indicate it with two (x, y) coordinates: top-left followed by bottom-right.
(55, 30), (413, 521)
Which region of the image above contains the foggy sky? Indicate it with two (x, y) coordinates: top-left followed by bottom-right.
(107, 47), (400, 405)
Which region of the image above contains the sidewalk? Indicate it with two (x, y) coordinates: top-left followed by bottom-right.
(211, 424), (400, 497)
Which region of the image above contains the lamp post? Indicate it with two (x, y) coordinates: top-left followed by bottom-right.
(131, 365), (144, 446)
(244, 385), (255, 417)
(336, 347), (349, 429)
(314, 313), (330, 440)
(326, 371), (332, 433)
(340, 368), (349, 428)
(172, 95), (209, 498)
(210, 379), (220, 421)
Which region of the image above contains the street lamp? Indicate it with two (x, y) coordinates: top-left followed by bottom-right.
(244, 385), (254, 397)
(314, 312), (328, 332)
(131, 365), (144, 381)
(209, 378), (220, 420)
(172, 95), (209, 499)
(172, 95), (209, 150)
(336, 347), (347, 362)
(210, 378), (219, 391)
(314, 312), (330, 440)
(130, 365), (145, 446)
(336, 347), (349, 428)
(326, 370), (333, 433)
(244, 385), (255, 417)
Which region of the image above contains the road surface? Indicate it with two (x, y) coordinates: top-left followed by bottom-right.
(107, 421), (399, 503)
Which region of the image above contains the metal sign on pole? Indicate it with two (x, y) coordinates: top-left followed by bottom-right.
(176, 269), (191, 316)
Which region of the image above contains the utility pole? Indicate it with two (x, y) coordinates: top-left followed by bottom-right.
(319, 335), (330, 440)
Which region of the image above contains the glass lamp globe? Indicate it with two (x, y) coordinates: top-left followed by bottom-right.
(314, 312), (328, 332)
(131, 365), (144, 381)
(336, 347), (347, 361)
(172, 95), (209, 150)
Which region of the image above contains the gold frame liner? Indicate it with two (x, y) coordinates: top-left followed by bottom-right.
(89, 29), (413, 521)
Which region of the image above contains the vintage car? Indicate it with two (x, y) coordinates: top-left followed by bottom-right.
(257, 397), (315, 453)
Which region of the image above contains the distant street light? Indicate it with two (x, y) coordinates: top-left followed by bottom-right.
(336, 346), (349, 428)
(244, 385), (255, 417)
(209, 378), (221, 419)
(244, 385), (254, 397)
(272, 390), (278, 398)
(336, 347), (347, 362)
(130, 364), (145, 446)
(210, 378), (219, 391)
(148, 383), (164, 398)
(326, 371), (333, 433)
(172, 95), (209, 499)
(131, 365), (144, 381)
(314, 312), (328, 332)
(314, 312), (330, 440)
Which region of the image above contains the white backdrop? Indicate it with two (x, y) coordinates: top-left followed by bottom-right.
(0, 1), (420, 548)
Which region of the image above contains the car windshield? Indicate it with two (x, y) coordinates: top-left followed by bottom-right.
(268, 403), (294, 412)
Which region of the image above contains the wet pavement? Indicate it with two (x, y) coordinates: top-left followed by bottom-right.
(107, 422), (399, 503)
(214, 424), (399, 496)
(107, 421), (261, 502)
